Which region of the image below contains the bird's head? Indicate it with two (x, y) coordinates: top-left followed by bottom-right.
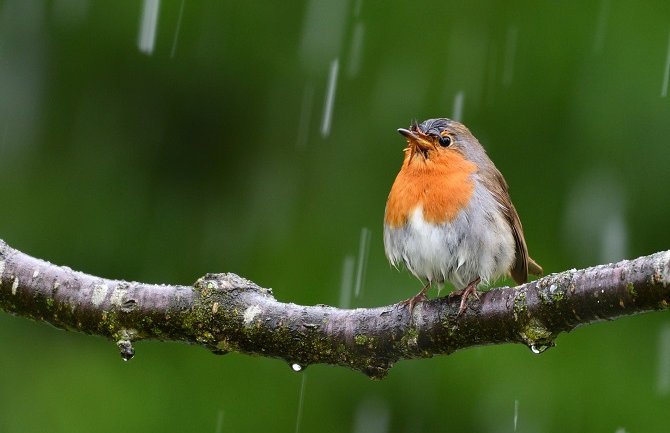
(398, 118), (482, 164)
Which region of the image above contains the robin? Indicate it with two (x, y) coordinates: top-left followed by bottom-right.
(383, 118), (542, 316)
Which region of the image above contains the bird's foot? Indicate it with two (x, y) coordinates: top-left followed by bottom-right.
(399, 282), (431, 315)
(450, 277), (481, 316)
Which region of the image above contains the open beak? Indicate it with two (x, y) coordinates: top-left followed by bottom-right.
(397, 128), (432, 152)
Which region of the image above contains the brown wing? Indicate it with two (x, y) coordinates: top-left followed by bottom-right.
(487, 168), (534, 285)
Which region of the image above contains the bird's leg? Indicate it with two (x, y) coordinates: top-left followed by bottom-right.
(450, 277), (481, 316)
(399, 281), (431, 314)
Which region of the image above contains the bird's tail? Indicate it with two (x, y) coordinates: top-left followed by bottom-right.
(528, 257), (543, 276)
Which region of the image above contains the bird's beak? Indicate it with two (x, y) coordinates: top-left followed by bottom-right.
(397, 128), (432, 152)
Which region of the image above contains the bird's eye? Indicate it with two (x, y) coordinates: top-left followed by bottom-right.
(438, 135), (452, 147)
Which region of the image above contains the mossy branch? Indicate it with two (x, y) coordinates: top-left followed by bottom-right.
(0, 239), (668, 379)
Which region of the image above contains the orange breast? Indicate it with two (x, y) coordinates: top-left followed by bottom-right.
(384, 149), (477, 228)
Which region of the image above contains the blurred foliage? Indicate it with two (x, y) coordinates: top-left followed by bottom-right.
(1, 1), (669, 432)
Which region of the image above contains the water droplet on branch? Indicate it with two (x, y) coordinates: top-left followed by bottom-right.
(117, 339), (135, 361)
(529, 344), (549, 354)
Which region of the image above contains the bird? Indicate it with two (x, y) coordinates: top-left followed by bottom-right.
(383, 118), (542, 316)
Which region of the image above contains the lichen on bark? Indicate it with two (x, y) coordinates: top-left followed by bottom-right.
(1, 239), (669, 378)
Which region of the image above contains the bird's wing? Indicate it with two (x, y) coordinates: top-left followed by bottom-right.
(487, 168), (530, 285)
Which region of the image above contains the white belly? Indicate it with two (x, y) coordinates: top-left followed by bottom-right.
(383, 201), (515, 290)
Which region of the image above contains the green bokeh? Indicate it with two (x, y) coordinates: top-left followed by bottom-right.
(1, 1), (669, 432)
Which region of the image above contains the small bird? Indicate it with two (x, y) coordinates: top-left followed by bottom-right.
(383, 118), (542, 315)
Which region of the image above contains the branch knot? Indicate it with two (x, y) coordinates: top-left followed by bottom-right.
(1, 239), (669, 378)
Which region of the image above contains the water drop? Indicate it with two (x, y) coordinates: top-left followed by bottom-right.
(298, 0), (348, 69)
(353, 0), (363, 17)
(352, 397), (390, 433)
(294, 374), (307, 433)
(502, 26), (518, 86)
(513, 399), (519, 431)
(320, 58), (339, 137)
(451, 90), (465, 122)
(339, 255), (355, 308)
(118, 340), (135, 361)
(296, 81), (315, 148)
(215, 410), (224, 433)
(562, 169), (628, 264)
(169, 0), (186, 59)
(530, 344), (549, 354)
(354, 227), (371, 298)
(663, 30), (670, 97)
(346, 22), (365, 78)
(291, 363), (303, 372)
(593, 0), (610, 53)
(656, 323), (670, 395)
(137, 0), (161, 55)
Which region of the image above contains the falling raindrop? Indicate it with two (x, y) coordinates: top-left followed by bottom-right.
(502, 26), (518, 86)
(137, 0), (161, 55)
(593, 0), (610, 53)
(215, 410), (224, 433)
(452, 91), (465, 122)
(320, 58), (339, 137)
(347, 22), (365, 78)
(484, 40), (498, 106)
(51, 0), (89, 25)
(354, 227), (371, 298)
(296, 81), (315, 148)
(294, 373), (307, 433)
(563, 170), (628, 265)
(513, 399), (519, 431)
(352, 397), (390, 433)
(353, 0), (363, 17)
(1, 124), (7, 149)
(298, 0), (348, 70)
(291, 363), (303, 372)
(656, 323), (670, 395)
(169, 0), (185, 59)
(339, 255), (356, 308)
(661, 30), (670, 98)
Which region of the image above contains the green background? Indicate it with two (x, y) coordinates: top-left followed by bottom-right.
(1, 1), (670, 432)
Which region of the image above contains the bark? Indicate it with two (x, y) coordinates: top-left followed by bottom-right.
(0, 239), (668, 379)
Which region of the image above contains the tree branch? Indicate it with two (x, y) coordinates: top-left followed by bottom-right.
(0, 239), (668, 379)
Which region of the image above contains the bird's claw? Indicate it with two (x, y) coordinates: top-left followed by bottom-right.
(399, 292), (428, 314)
(455, 277), (481, 316)
(398, 282), (431, 316)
